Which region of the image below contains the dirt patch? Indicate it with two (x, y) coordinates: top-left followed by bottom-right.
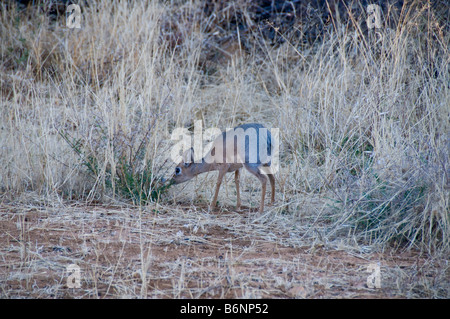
(0, 203), (448, 298)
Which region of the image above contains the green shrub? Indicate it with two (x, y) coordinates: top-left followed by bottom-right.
(59, 119), (172, 205)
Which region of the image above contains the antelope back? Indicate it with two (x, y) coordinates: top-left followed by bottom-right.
(204, 123), (272, 166)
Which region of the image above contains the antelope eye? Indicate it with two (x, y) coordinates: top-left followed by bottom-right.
(175, 167), (181, 175)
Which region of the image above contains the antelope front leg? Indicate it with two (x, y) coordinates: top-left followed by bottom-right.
(211, 167), (227, 210)
(235, 169), (241, 210)
(259, 179), (267, 213)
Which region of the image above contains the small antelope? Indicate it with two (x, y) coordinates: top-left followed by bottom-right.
(171, 123), (275, 213)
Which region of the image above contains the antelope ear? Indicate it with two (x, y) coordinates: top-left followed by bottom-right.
(182, 147), (194, 164)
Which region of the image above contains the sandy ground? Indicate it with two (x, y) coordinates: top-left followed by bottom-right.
(0, 203), (448, 298)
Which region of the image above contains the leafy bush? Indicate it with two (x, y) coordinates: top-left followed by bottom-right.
(59, 117), (172, 205)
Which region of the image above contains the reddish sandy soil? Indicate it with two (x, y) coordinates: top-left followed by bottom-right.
(0, 203), (448, 298)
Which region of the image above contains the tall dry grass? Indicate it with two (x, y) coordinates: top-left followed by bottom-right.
(0, 0), (448, 256)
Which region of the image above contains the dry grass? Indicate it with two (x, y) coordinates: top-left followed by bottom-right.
(1, 203), (448, 298)
(0, 0), (448, 298)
